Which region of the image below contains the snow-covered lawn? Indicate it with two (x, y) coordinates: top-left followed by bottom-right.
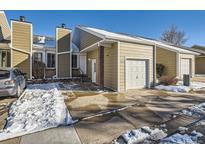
(155, 81), (205, 93)
(0, 83), (73, 141)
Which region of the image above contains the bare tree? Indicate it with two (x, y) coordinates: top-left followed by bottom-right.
(160, 25), (187, 46)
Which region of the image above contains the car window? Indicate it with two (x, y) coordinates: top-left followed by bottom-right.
(0, 70), (10, 79)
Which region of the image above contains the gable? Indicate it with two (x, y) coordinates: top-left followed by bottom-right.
(73, 27), (103, 51)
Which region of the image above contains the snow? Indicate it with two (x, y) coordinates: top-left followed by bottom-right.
(85, 27), (148, 44)
(114, 126), (167, 144)
(178, 127), (189, 133)
(181, 102), (205, 116)
(177, 81), (205, 90)
(155, 85), (191, 93)
(156, 81), (205, 93)
(160, 131), (203, 144)
(0, 83), (73, 141)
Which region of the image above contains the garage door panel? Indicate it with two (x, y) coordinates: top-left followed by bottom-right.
(126, 59), (148, 89)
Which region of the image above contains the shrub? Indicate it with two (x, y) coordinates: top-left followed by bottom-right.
(156, 64), (165, 78)
(159, 76), (178, 85)
(32, 61), (46, 79)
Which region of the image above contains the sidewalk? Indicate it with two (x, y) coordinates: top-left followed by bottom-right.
(20, 125), (81, 144)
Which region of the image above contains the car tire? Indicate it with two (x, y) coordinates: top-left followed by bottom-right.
(16, 85), (21, 98)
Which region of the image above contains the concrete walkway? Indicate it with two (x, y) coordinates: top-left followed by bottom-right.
(20, 125), (81, 144)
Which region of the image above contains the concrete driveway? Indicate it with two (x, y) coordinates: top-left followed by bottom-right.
(63, 82), (205, 143)
(1, 81), (205, 144)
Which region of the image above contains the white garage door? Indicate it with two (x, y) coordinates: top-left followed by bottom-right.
(126, 59), (148, 89)
(181, 58), (191, 78)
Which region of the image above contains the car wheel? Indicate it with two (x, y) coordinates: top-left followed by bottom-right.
(16, 85), (21, 98)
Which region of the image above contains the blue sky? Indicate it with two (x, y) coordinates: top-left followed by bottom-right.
(5, 10), (205, 47)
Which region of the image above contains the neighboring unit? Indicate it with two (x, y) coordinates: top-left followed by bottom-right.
(192, 45), (205, 74)
(0, 11), (59, 79)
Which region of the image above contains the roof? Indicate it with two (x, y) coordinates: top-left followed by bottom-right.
(192, 45), (205, 55)
(77, 25), (199, 55)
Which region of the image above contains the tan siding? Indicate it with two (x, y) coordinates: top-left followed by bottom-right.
(119, 42), (154, 92)
(57, 28), (71, 52)
(0, 12), (10, 40)
(12, 22), (31, 52)
(12, 49), (30, 78)
(58, 53), (71, 77)
(195, 57), (205, 74)
(11, 21), (32, 78)
(156, 47), (177, 77)
(179, 53), (195, 78)
(86, 43), (118, 90)
(78, 30), (102, 51)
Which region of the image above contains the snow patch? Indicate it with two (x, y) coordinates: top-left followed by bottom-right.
(156, 81), (205, 93)
(177, 81), (205, 91)
(155, 85), (191, 93)
(0, 83), (73, 141)
(160, 130), (203, 144)
(114, 126), (167, 144)
(181, 102), (205, 117)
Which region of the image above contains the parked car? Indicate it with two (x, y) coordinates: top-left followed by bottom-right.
(0, 68), (26, 97)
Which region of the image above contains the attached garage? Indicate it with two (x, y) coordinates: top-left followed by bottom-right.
(126, 59), (149, 89)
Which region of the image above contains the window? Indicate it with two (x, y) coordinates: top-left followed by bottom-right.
(0, 51), (7, 67)
(47, 53), (55, 68)
(72, 55), (78, 68)
(33, 53), (42, 63)
(0, 70), (10, 79)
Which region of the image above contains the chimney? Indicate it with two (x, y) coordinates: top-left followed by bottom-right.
(61, 23), (66, 28)
(19, 16), (25, 22)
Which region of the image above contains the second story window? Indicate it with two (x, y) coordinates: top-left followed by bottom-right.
(47, 53), (55, 68)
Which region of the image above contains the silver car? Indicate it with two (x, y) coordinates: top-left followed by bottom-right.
(0, 68), (26, 97)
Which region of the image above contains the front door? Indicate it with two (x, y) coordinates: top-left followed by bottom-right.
(91, 59), (96, 83)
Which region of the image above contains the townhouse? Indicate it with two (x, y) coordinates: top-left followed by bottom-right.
(0, 11), (202, 92)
